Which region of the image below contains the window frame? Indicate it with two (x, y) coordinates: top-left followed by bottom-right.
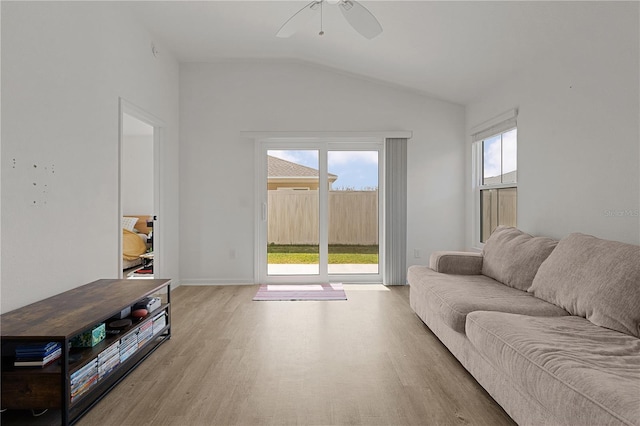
(471, 111), (518, 249)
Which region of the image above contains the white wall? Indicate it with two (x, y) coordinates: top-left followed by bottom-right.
(1, 2), (180, 313)
(465, 2), (639, 246)
(180, 61), (465, 283)
(122, 135), (154, 215)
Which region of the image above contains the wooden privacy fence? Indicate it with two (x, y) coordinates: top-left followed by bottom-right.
(268, 190), (378, 245)
(480, 187), (517, 242)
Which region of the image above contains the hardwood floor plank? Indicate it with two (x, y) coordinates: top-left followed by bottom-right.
(3, 284), (515, 426)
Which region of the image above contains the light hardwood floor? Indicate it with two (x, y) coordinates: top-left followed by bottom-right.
(4, 285), (516, 426)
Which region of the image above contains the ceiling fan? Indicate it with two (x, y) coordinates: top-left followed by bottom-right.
(276, 0), (383, 39)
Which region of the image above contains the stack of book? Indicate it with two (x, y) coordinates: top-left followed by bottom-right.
(152, 311), (167, 336)
(14, 342), (62, 367)
(137, 319), (153, 348)
(119, 332), (138, 363)
(70, 358), (98, 403)
(97, 341), (120, 381)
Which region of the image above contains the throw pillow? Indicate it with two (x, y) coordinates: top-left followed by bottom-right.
(122, 216), (138, 232)
(529, 233), (640, 338)
(482, 226), (558, 291)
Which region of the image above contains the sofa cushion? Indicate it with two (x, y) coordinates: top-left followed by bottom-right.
(529, 233), (640, 338)
(429, 251), (483, 275)
(466, 311), (640, 426)
(482, 226), (558, 291)
(407, 266), (568, 333)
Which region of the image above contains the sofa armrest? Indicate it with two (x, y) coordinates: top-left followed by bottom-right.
(429, 251), (483, 275)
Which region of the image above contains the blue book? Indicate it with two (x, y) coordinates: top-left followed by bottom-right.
(15, 348), (62, 367)
(15, 342), (61, 358)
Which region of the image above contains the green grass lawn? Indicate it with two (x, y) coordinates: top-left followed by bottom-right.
(267, 245), (379, 264)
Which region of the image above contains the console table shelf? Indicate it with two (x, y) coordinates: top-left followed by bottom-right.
(1, 279), (171, 425)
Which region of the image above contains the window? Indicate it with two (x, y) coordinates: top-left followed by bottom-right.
(473, 112), (517, 244)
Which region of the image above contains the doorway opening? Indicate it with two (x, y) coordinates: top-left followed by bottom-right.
(118, 99), (163, 279)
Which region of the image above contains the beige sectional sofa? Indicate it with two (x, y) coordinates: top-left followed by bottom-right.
(408, 226), (640, 426)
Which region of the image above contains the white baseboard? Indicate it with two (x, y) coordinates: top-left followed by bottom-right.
(178, 278), (255, 286)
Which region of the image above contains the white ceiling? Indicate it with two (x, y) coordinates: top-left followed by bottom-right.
(127, 1), (633, 105)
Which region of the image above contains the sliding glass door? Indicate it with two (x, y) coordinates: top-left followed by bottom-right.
(267, 149), (320, 276)
(327, 150), (379, 276)
(257, 140), (383, 284)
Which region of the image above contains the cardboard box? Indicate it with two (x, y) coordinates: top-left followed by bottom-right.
(71, 323), (106, 348)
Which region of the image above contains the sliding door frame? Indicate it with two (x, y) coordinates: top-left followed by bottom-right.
(254, 136), (385, 284)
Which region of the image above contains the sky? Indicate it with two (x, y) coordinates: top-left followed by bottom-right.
(269, 149), (379, 190)
(483, 128), (517, 181)
(269, 129), (516, 189)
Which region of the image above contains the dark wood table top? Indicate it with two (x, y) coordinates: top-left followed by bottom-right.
(1, 279), (171, 340)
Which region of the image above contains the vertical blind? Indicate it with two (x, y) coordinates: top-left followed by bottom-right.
(384, 138), (408, 285)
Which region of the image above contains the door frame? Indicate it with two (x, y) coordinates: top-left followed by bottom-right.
(254, 135), (385, 284)
(118, 98), (165, 278)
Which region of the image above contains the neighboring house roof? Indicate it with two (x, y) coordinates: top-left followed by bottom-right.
(268, 155), (337, 181)
(483, 170), (517, 185)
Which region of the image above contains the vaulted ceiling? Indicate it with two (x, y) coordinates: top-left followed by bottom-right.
(127, 1), (635, 105)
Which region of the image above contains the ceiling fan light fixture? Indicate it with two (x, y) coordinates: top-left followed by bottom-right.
(276, 0), (382, 39)
(341, 1), (353, 11)
(276, 1), (320, 38)
(338, 0), (382, 39)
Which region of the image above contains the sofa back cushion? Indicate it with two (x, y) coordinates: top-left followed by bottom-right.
(529, 233), (640, 338)
(482, 226), (558, 291)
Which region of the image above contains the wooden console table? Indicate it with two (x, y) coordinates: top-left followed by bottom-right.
(1, 279), (171, 425)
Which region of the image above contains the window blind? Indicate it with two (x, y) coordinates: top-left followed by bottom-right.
(471, 108), (518, 142)
(384, 138), (407, 285)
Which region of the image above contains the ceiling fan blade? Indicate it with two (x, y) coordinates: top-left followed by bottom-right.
(338, 0), (383, 39)
(276, 1), (321, 38)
